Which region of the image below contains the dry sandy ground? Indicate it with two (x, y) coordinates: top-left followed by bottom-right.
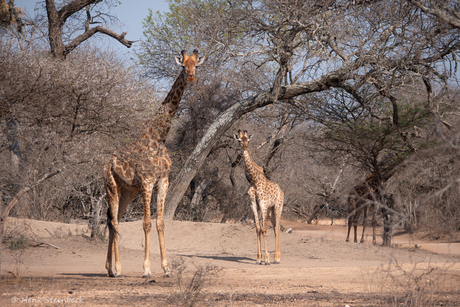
(1, 217), (460, 306)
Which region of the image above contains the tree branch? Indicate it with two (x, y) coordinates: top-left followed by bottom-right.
(409, 0), (460, 29)
(66, 26), (135, 54)
(58, 0), (100, 24)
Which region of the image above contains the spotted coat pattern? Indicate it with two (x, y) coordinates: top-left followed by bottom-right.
(104, 50), (205, 278)
(234, 130), (284, 264)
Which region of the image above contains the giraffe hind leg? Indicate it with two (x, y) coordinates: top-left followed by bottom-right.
(106, 206), (115, 277)
(155, 177), (171, 277)
(105, 167), (120, 277)
(271, 204), (282, 264)
(105, 186), (137, 277)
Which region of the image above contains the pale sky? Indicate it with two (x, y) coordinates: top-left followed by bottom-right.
(17, 0), (170, 60)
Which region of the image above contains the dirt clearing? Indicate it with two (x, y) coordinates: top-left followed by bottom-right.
(2, 217), (460, 306)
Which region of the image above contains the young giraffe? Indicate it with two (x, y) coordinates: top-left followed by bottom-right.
(104, 50), (205, 278)
(346, 173), (380, 245)
(234, 130), (284, 264)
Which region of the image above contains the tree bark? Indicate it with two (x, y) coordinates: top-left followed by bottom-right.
(6, 116), (21, 174)
(90, 194), (104, 238)
(164, 69), (346, 219)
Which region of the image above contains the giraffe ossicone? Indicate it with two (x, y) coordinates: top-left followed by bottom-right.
(234, 129), (284, 265)
(104, 50), (205, 278)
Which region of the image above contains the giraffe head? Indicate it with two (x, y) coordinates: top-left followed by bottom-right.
(234, 129), (252, 149)
(175, 49), (206, 82)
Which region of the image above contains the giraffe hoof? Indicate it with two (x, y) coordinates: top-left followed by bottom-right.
(273, 261), (280, 264)
(164, 272), (173, 278)
(111, 273), (124, 278)
(256, 262), (263, 265)
(142, 273), (152, 279)
(264, 262), (270, 266)
(108, 270), (123, 278)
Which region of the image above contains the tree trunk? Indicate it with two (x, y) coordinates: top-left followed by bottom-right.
(6, 117), (21, 174)
(90, 194), (104, 238)
(0, 191), (4, 280)
(46, 0), (67, 60)
(190, 179), (211, 210)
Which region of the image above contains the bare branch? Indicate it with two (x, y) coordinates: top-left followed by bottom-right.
(66, 26), (135, 53)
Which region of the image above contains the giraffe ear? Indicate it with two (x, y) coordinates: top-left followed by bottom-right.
(234, 134), (239, 140)
(196, 56), (206, 66)
(248, 134), (252, 141)
(175, 56), (184, 66)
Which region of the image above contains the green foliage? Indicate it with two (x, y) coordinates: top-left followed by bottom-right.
(9, 235), (28, 250)
(316, 88), (433, 175)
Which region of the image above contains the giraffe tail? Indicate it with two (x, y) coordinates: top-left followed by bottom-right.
(106, 206), (119, 237)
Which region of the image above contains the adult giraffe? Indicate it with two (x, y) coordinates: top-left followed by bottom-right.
(104, 50), (205, 278)
(346, 173), (380, 245)
(234, 130), (284, 264)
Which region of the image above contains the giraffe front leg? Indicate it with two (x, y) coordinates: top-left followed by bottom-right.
(346, 216), (352, 242)
(142, 217), (152, 278)
(353, 216), (358, 243)
(360, 206), (368, 243)
(248, 187), (262, 264)
(140, 184), (155, 278)
(156, 177), (171, 277)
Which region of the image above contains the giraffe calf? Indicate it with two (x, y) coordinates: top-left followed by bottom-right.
(235, 130), (284, 264)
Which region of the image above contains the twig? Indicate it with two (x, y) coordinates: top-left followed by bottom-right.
(44, 228), (55, 237)
(33, 242), (60, 249)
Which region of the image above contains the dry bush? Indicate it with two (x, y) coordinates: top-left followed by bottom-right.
(0, 41), (157, 223)
(388, 143), (460, 238)
(169, 257), (221, 307)
(371, 259), (459, 307)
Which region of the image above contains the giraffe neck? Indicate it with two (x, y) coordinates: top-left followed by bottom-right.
(141, 68), (188, 143)
(242, 149), (264, 186)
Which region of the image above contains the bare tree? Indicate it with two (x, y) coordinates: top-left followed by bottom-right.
(45, 0), (134, 59)
(0, 41), (154, 221)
